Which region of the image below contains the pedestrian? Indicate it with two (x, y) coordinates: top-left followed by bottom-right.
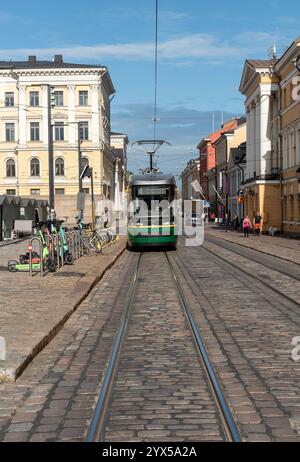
(242, 215), (251, 237)
(253, 212), (262, 237)
(234, 215), (240, 232)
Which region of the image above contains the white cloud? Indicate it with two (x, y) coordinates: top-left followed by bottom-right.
(0, 32), (278, 63)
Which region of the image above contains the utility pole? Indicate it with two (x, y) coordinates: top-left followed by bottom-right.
(48, 85), (55, 221)
(78, 123), (83, 193)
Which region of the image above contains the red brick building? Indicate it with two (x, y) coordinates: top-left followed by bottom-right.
(197, 119), (238, 214)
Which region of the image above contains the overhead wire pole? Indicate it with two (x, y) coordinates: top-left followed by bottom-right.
(47, 85), (55, 221)
(153, 0), (159, 144)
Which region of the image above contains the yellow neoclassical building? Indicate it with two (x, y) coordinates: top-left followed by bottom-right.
(0, 54), (124, 224)
(240, 38), (300, 236)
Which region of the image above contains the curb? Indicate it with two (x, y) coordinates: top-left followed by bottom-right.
(1, 240), (126, 382)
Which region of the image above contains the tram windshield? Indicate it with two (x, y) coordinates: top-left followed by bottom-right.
(134, 185), (173, 202)
(131, 185), (175, 224)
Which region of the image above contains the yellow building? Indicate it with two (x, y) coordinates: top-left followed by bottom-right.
(0, 54), (124, 225)
(240, 39), (300, 236)
(240, 58), (281, 233)
(274, 39), (300, 236)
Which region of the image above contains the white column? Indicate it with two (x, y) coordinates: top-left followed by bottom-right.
(255, 98), (261, 176)
(246, 106), (252, 180)
(18, 85), (27, 146)
(114, 160), (120, 212)
(68, 85), (76, 144)
(250, 104), (256, 179)
(260, 93), (272, 175)
(91, 85), (100, 144)
(41, 86), (49, 144)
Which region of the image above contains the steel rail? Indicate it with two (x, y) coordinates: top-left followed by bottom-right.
(86, 253), (142, 442)
(202, 242), (300, 308)
(165, 252), (242, 443)
(206, 235), (300, 282)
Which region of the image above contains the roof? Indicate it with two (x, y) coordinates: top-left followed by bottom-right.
(246, 59), (273, 69)
(0, 195), (48, 207)
(0, 60), (104, 70)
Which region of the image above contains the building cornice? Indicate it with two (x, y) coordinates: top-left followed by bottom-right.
(0, 68), (106, 78)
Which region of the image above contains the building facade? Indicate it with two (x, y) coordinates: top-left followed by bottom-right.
(227, 142), (246, 221)
(240, 38), (300, 236)
(0, 55), (121, 225)
(214, 119), (246, 221)
(197, 119), (238, 217)
(181, 159), (200, 201)
(274, 38), (300, 236)
(110, 132), (129, 214)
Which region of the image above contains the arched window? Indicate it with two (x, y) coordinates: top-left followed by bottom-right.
(55, 157), (65, 176)
(6, 158), (16, 177)
(30, 158), (40, 177)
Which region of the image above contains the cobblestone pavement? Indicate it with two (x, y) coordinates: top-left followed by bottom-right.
(203, 240), (300, 304)
(0, 237), (126, 381)
(205, 225), (300, 264)
(172, 241), (300, 442)
(0, 239), (300, 442)
(0, 250), (137, 441)
(104, 252), (225, 442)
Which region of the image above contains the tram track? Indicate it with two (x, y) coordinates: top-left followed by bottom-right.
(203, 238), (300, 309)
(86, 251), (242, 443)
(205, 235), (300, 282)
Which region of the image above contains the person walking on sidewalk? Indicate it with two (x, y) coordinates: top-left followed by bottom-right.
(253, 212), (262, 237)
(234, 215), (240, 232)
(242, 215), (252, 237)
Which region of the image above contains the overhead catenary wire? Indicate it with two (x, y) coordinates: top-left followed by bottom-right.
(153, 0), (159, 146)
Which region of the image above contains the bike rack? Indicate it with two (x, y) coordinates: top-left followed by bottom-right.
(29, 236), (43, 278)
(68, 231), (78, 260)
(45, 234), (55, 262)
(52, 234), (63, 269)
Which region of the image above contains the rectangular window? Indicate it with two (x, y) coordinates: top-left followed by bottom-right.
(79, 121), (89, 141)
(79, 90), (88, 106)
(30, 189), (40, 196)
(30, 91), (39, 107)
(5, 92), (14, 107)
(54, 122), (65, 141)
(54, 91), (64, 106)
(55, 188), (65, 195)
(6, 189), (16, 195)
(30, 122), (40, 141)
(5, 123), (15, 142)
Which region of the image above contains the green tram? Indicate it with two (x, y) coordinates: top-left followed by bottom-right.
(127, 174), (177, 249)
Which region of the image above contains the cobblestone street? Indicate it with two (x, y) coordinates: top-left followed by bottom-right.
(0, 233), (299, 442)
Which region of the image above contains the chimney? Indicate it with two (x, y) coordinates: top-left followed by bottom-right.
(28, 55), (36, 63)
(54, 54), (63, 63)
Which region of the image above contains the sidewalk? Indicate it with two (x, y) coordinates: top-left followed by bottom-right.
(0, 236), (126, 382)
(205, 225), (300, 264)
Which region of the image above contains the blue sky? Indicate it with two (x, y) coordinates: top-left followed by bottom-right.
(0, 0), (300, 176)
